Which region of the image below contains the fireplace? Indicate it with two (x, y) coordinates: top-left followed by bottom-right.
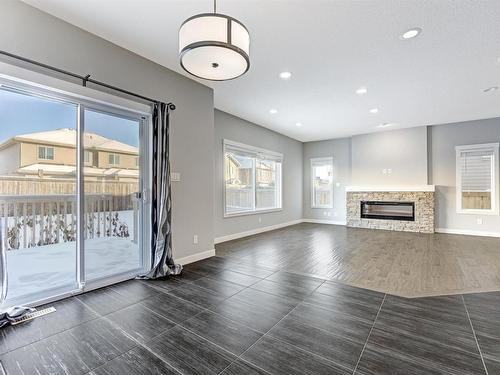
(360, 201), (415, 221)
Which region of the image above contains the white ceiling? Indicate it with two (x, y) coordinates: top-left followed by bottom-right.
(22, 0), (500, 142)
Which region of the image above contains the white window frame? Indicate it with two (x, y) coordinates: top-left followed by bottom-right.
(455, 143), (499, 215)
(108, 153), (120, 165)
(310, 157), (334, 209)
(38, 145), (55, 160)
(223, 139), (283, 217)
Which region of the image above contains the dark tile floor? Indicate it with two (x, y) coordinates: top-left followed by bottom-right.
(0, 254), (497, 374)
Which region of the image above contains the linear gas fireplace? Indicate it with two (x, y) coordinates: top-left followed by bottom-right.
(361, 201), (415, 221)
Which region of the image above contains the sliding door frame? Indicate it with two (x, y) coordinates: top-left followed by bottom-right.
(0, 75), (151, 308)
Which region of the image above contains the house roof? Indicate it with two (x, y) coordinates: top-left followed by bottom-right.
(1, 128), (138, 154)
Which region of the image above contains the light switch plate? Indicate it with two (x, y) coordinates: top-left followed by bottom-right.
(171, 172), (181, 182)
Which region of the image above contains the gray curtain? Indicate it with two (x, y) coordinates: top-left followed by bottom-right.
(143, 102), (182, 278)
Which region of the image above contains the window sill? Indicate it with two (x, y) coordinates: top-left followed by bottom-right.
(457, 209), (499, 216)
(224, 208), (283, 218)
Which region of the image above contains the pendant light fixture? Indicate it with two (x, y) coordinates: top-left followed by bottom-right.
(179, 0), (250, 81)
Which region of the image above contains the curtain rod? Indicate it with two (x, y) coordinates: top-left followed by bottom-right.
(0, 50), (176, 111)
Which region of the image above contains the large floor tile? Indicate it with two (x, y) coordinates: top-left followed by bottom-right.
(382, 294), (471, 330)
(265, 270), (325, 290)
(250, 279), (318, 300)
(367, 326), (486, 375)
(145, 325), (236, 375)
(106, 303), (176, 344)
(304, 290), (382, 324)
(76, 286), (131, 316)
(181, 310), (262, 356)
(220, 360), (270, 375)
(228, 263), (277, 279)
(209, 288), (300, 333)
(167, 282), (229, 308)
(0, 297), (97, 355)
(355, 346), (448, 375)
(108, 280), (161, 303)
(316, 281), (384, 306)
(208, 269), (262, 287)
(241, 336), (351, 375)
(140, 292), (204, 324)
(90, 346), (178, 375)
(190, 276), (246, 298)
(267, 316), (364, 371)
(0, 318), (136, 375)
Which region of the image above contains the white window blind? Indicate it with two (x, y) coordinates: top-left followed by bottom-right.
(456, 143), (499, 214)
(224, 140), (283, 216)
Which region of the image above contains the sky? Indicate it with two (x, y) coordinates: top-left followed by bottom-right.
(0, 89), (139, 147)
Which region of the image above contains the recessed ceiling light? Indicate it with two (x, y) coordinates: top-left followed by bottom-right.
(483, 86), (498, 93)
(269, 108), (278, 114)
(356, 87), (367, 95)
(401, 27), (422, 40)
(295, 122), (303, 127)
(377, 123), (393, 128)
(279, 71), (292, 80)
(369, 108), (379, 114)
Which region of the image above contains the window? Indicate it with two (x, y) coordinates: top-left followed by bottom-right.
(108, 153), (120, 165)
(84, 150), (93, 164)
(456, 143), (499, 214)
(311, 157), (333, 208)
(224, 140), (282, 216)
(38, 146), (55, 160)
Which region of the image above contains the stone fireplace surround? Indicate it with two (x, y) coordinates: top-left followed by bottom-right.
(346, 186), (435, 233)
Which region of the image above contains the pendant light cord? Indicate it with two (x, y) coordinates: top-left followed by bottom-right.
(213, 0), (217, 13)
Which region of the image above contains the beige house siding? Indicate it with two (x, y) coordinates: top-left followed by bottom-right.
(0, 143), (20, 174)
(97, 150), (138, 169)
(20, 142), (76, 167)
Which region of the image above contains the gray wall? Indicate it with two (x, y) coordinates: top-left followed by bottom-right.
(430, 118), (500, 233)
(303, 138), (351, 223)
(351, 127), (428, 186)
(214, 110), (303, 239)
(1, 0), (215, 259)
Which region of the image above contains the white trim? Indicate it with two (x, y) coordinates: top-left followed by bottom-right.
(302, 219), (347, 225)
(176, 249), (216, 265)
(346, 185), (435, 192)
(455, 143), (499, 216)
(223, 139), (283, 159)
(214, 219), (302, 244)
(436, 228), (500, 238)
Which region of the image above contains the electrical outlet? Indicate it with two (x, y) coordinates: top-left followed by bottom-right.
(477, 218), (483, 225)
(327, 212), (331, 217)
(193, 235), (198, 244)
(387, 168), (392, 174)
(171, 172), (181, 182)
(335, 182), (341, 187)
(383, 169), (387, 174)
(258, 217), (262, 223)
(323, 211), (327, 216)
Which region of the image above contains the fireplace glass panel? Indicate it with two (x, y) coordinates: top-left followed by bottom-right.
(361, 201), (415, 221)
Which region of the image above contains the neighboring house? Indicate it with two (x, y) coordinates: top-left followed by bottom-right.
(0, 128), (139, 181)
(225, 152), (274, 186)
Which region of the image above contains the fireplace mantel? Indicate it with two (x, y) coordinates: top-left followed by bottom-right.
(346, 185), (435, 193)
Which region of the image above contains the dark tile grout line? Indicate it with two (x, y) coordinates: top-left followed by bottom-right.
(352, 293), (387, 375)
(462, 295), (489, 375)
(214, 278), (360, 375)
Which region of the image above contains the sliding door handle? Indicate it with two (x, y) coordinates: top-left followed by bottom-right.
(0, 222), (8, 303)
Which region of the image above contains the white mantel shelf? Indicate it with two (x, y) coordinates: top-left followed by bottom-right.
(346, 185), (435, 192)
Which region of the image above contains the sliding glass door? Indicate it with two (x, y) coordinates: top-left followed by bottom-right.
(83, 108), (144, 282)
(0, 79), (148, 307)
(0, 87), (79, 304)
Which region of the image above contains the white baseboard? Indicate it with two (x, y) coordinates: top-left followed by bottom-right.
(214, 219), (303, 244)
(435, 228), (500, 238)
(302, 218), (347, 226)
(176, 249), (216, 265)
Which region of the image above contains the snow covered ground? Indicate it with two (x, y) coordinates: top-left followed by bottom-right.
(3, 210), (142, 301)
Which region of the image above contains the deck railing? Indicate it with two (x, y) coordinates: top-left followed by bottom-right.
(0, 193), (138, 251)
